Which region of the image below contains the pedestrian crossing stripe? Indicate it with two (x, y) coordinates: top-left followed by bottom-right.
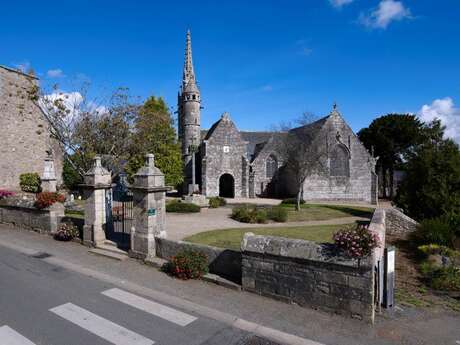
(49, 303), (155, 345)
(102, 288), (197, 326)
(0, 325), (36, 345)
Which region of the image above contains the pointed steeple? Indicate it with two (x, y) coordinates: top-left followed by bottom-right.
(182, 29), (196, 87)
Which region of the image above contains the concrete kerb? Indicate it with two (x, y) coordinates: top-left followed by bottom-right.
(0, 239), (324, 345)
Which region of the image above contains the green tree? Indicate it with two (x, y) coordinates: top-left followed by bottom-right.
(358, 114), (425, 198)
(62, 155), (83, 190)
(126, 96), (183, 187)
(395, 120), (460, 220)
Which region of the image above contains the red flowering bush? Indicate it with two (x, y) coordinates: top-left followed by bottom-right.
(333, 225), (380, 259)
(162, 250), (208, 280)
(0, 190), (15, 199)
(34, 192), (65, 210)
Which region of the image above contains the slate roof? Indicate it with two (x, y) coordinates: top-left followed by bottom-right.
(289, 115), (329, 142)
(200, 114), (329, 161)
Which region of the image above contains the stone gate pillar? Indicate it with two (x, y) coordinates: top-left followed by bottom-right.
(129, 154), (169, 261)
(82, 156), (111, 246)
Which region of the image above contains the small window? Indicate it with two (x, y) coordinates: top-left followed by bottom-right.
(223, 146), (230, 153)
(192, 94), (196, 100)
(266, 154), (278, 178)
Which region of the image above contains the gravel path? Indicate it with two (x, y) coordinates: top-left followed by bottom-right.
(166, 207), (369, 241)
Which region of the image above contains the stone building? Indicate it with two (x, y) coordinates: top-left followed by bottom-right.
(177, 31), (378, 204)
(0, 65), (62, 190)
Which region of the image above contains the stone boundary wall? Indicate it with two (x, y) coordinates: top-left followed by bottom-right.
(0, 203), (64, 234)
(241, 233), (375, 323)
(385, 208), (418, 237)
(155, 238), (242, 283)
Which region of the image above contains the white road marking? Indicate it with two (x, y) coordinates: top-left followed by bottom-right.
(0, 326), (36, 345)
(102, 288), (197, 327)
(49, 303), (154, 345)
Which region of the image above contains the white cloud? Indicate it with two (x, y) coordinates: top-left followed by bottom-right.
(261, 85), (273, 92)
(47, 69), (65, 78)
(359, 0), (411, 29)
(300, 47), (313, 56)
(296, 39), (313, 57)
(13, 61), (31, 73)
(329, 0), (354, 8)
(418, 97), (460, 144)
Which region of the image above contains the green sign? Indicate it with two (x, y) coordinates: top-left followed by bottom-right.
(147, 208), (156, 216)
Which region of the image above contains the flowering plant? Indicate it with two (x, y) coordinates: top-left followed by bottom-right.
(0, 190), (15, 199)
(162, 250), (208, 280)
(333, 225), (380, 259)
(34, 192), (66, 209)
(54, 222), (79, 241)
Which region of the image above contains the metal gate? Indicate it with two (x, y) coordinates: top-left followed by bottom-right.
(105, 178), (133, 250)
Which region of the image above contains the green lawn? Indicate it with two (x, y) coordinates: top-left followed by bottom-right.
(282, 204), (374, 222)
(64, 209), (85, 219)
(183, 223), (355, 251)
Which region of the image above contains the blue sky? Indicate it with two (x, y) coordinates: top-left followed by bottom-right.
(1, 0), (460, 137)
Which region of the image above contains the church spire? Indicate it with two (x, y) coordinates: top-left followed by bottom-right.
(183, 29), (195, 87)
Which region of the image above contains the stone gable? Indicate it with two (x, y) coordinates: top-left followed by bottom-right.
(0, 66), (63, 190)
(201, 113), (249, 197)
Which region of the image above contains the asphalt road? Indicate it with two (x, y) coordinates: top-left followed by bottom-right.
(0, 245), (275, 345)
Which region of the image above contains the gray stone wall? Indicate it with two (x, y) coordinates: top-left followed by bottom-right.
(250, 140), (282, 197)
(155, 238), (242, 283)
(241, 233), (375, 322)
(0, 66), (63, 190)
(0, 200), (64, 234)
(292, 113), (377, 204)
(201, 114), (248, 197)
(386, 208), (418, 237)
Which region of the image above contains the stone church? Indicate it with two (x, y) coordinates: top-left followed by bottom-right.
(178, 31), (378, 204)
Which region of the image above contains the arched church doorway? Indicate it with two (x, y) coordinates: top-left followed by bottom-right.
(219, 174), (234, 198)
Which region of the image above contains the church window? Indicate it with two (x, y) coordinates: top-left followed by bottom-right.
(266, 154), (277, 178)
(330, 145), (349, 177)
(192, 94), (196, 100)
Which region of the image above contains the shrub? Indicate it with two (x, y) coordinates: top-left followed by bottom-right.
(333, 225), (380, 259)
(418, 244), (460, 258)
(34, 192), (65, 209)
(166, 200), (200, 213)
(54, 222), (79, 241)
(162, 250), (208, 280)
(19, 173), (41, 193)
(267, 206), (288, 222)
(208, 196), (227, 208)
(231, 204), (267, 224)
(431, 266), (460, 291)
(415, 216), (457, 248)
(0, 190), (15, 199)
(281, 198), (305, 205)
(420, 261), (460, 291)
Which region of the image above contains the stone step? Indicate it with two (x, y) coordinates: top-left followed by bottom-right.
(202, 273), (242, 291)
(103, 240), (118, 247)
(88, 248), (128, 261)
(96, 243), (128, 255)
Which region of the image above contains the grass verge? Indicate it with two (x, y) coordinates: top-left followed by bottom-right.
(183, 223), (355, 251)
(282, 204), (374, 222)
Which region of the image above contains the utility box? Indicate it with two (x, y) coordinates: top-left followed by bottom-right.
(383, 246), (395, 308)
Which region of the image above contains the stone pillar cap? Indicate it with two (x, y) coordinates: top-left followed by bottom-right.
(135, 153), (164, 177)
(85, 156), (110, 176)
